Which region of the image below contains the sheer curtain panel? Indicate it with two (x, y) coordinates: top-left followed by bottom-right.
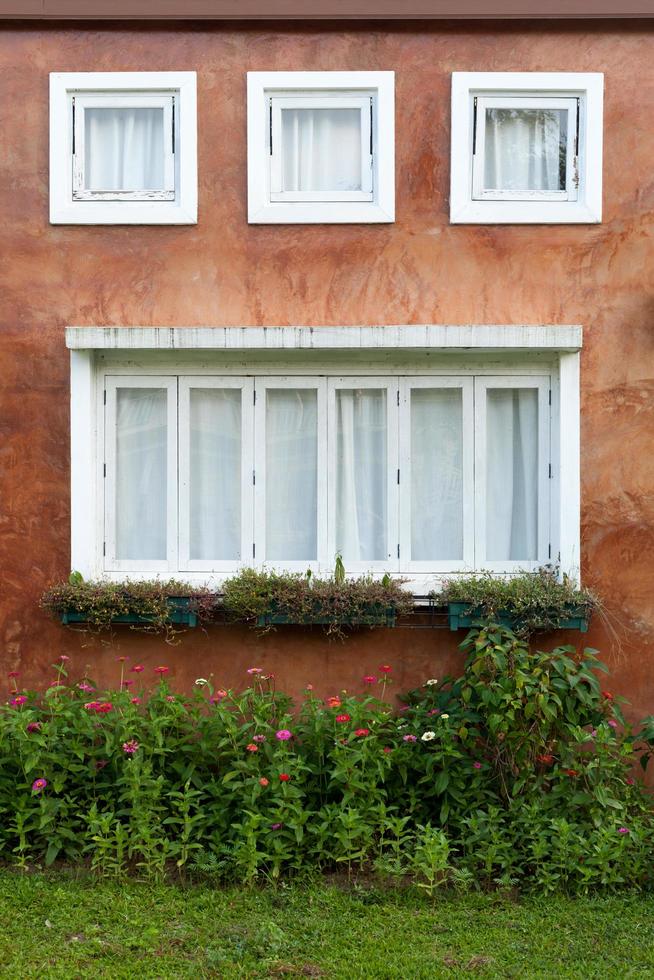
(265, 389), (318, 561)
(189, 388), (241, 561)
(486, 388), (539, 561)
(115, 388), (168, 560)
(281, 107), (362, 193)
(336, 389), (387, 561)
(484, 108), (567, 192)
(84, 107), (165, 191)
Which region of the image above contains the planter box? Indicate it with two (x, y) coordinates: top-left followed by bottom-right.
(256, 603), (397, 628)
(447, 601), (590, 633)
(60, 596), (199, 628)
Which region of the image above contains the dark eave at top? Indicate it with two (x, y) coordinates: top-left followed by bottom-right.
(1, 0), (654, 19)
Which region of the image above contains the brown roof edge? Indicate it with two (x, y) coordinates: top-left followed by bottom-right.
(2, 0), (654, 19)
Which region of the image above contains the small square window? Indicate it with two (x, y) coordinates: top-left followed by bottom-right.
(450, 73), (603, 224)
(248, 72), (394, 224)
(50, 72), (197, 224)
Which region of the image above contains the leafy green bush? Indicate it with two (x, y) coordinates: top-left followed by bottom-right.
(439, 567), (597, 635)
(2, 626), (653, 892)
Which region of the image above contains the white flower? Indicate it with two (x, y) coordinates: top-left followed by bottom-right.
(421, 731), (436, 742)
(425, 679), (439, 687)
(440, 713), (450, 720)
(194, 678), (208, 687)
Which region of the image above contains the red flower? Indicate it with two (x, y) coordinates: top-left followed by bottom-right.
(378, 665), (392, 674)
(383, 747), (393, 754)
(130, 696), (141, 705)
(246, 743), (258, 753)
(259, 777), (269, 787)
(154, 666), (169, 675)
(602, 691), (614, 700)
(335, 714), (351, 723)
(362, 675), (377, 685)
(95, 702), (113, 714)
(279, 773), (291, 782)
(131, 665), (145, 674)
(26, 722), (41, 733)
(7, 671), (19, 679)
(563, 768), (579, 777)
(325, 696), (341, 709)
(354, 728), (370, 737)
(537, 754), (555, 765)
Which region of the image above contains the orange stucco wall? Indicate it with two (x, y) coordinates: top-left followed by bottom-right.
(0, 22), (653, 715)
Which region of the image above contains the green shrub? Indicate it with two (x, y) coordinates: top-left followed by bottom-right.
(1, 626), (652, 892)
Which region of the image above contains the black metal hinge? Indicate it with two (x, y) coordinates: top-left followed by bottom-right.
(269, 100), (273, 155)
(172, 96), (175, 153)
(72, 98), (75, 155)
(103, 463), (106, 478)
(472, 97), (478, 155)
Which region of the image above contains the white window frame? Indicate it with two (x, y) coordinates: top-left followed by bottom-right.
(178, 377), (255, 573)
(254, 377), (329, 574)
(474, 376), (551, 572)
(50, 71), (197, 224)
(327, 377), (400, 574)
(247, 71), (394, 224)
(450, 72), (603, 224)
(399, 377), (475, 573)
(104, 375), (178, 573)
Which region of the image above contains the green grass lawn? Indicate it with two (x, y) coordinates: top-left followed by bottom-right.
(1, 872), (653, 979)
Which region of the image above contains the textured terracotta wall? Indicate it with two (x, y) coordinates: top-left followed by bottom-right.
(0, 22), (653, 717)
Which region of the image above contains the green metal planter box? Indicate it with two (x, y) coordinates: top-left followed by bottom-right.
(447, 602), (590, 633)
(60, 596), (199, 628)
(256, 603), (397, 628)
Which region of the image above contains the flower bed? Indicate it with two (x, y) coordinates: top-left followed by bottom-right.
(3, 624), (654, 892)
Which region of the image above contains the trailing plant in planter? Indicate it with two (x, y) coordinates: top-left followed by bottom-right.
(41, 576), (216, 637)
(222, 566), (414, 636)
(440, 567), (597, 636)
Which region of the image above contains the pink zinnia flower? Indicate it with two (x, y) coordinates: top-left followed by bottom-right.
(247, 667), (263, 675)
(335, 714), (351, 723)
(246, 743), (258, 753)
(383, 747), (392, 754)
(32, 778), (47, 793)
(84, 701), (101, 711)
(276, 729), (292, 741)
(26, 722), (41, 733)
(7, 671), (19, 679)
(259, 777), (269, 787)
(166, 695), (175, 703)
(626, 776), (635, 785)
(116, 656), (127, 663)
(618, 827), (630, 834)
(306, 684), (314, 691)
(58, 655), (70, 663)
(379, 665), (392, 674)
(403, 734), (417, 743)
(253, 734), (266, 743)
(354, 728), (370, 737)
(271, 823), (283, 830)
(77, 682), (95, 693)
(122, 740), (139, 755)
(607, 719), (618, 729)
(121, 679), (133, 688)
(363, 675), (377, 685)
(154, 666), (169, 675)
(473, 761), (482, 770)
(95, 759), (108, 770)
(95, 702), (113, 714)
(130, 696), (141, 705)
(131, 665), (145, 674)
(428, 708), (441, 716)
(210, 689), (228, 704)
(10, 695), (27, 707)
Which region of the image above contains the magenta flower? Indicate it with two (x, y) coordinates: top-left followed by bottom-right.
(121, 679), (133, 688)
(363, 675), (377, 685)
(32, 778), (47, 793)
(84, 700), (101, 711)
(276, 729), (292, 741)
(95, 759), (108, 770)
(473, 761), (482, 770)
(253, 734), (267, 743)
(165, 695), (175, 703)
(130, 696), (141, 705)
(58, 655), (70, 663)
(403, 734), (417, 743)
(247, 667), (263, 675)
(131, 665), (145, 674)
(10, 695), (27, 707)
(154, 666), (169, 675)
(77, 682), (95, 693)
(26, 722), (41, 733)
(96, 702), (113, 714)
(7, 671), (19, 679)
(271, 823), (283, 830)
(618, 827), (630, 834)
(607, 719), (618, 729)
(122, 740), (139, 755)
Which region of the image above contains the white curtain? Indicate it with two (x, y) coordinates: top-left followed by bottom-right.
(486, 389), (538, 561)
(116, 388), (167, 560)
(484, 108), (565, 192)
(189, 389), (241, 561)
(411, 389), (463, 560)
(266, 389), (318, 561)
(281, 108), (362, 192)
(336, 389), (386, 562)
(84, 107), (165, 191)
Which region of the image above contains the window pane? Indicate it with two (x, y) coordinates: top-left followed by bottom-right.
(265, 389), (317, 561)
(486, 389), (538, 561)
(411, 389), (463, 560)
(84, 107), (165, 191)
(189, 389), (241, 561)
(336, 389), (387, 561)
(484, 108), (567, 192)
(281, 107), (362, 192)
(115, 388), (167, 560)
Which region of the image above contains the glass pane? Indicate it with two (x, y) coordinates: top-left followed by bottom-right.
(189, 388), (241, 561)
(265, 389), (318, 561)
(486, 389), (539, 561)
(336, 389), (387, 562)
(115, 388), (167, 561)
(484, 108), (567, 192)
(281, 107), (362, 192)
(411, 389), (463, 560)
(84, 107), (165, 191)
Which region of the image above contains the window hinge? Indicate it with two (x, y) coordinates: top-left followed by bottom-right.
(548, 543), (551, 559)
(397, 543), (400, 559)
(397, 468), (400, 485)
(252, 469), (256, 486)
(253, 389), (256, 405)
(171, 95), (175, 153)
(396, 390), (400, 406)
(71, 97), (76, 155)
(369, 98), (373, 156)
(103, 389), (107, 405)
(548, 463), (552, 479)
(253, 542), (256, 558)
(472, 96), (478, 155)
(103, 462), (106, 478)
(548, 389), (551, 406)
(103, 541), (106, 557)
(269, 99), (273, 155)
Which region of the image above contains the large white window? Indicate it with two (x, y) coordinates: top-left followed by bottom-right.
(450, 73), (603, 224)
(50, 72), (197, 224)
(247, 72), (395, 224)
